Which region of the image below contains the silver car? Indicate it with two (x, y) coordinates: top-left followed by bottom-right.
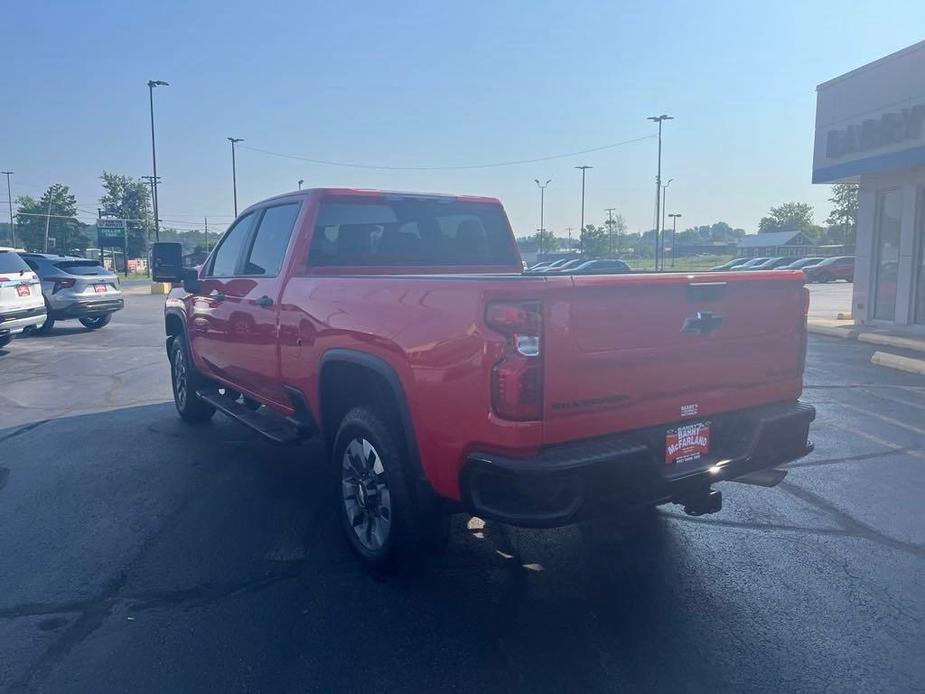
(19, 253), (124, 333)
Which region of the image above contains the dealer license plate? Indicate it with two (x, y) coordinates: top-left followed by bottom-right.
(665, 421), (711, 465)
(94, 284), (107, 293)
(16, 284), (30, 297)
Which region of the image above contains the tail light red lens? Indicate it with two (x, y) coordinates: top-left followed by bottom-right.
(52, 278), (76, 294)
(486, 301), (543, 420)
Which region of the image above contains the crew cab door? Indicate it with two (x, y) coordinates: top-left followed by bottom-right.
(229, 201), (301, 405)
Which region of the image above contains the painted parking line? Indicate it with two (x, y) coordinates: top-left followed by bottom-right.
(823, 420), (925, 460)
(835, 400), (925, 438)
(860, 389), (925, 413)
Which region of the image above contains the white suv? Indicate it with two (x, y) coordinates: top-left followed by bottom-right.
(0, 248), (46, 349)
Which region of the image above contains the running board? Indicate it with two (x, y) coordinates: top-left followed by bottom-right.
(196, 390), (303, 445)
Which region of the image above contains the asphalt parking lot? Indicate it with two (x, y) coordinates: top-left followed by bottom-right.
(1, 294), (924, 693)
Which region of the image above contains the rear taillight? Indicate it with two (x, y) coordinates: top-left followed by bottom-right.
(798, 286), (809, 373)
(486, 301), (543, 420)
(0, 277), (9, 282)
(52, 278), (76, 293)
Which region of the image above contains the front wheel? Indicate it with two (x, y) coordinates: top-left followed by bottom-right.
(334, 407), (447, 572)
(170, 333), (215, 423)
(0, 334), (11, 348)
(79, 313), (112, 330)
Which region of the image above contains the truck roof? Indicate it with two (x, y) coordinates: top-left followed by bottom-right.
(251, 188), (502, 208)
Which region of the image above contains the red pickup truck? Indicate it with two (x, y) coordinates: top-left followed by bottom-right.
(152, 188), (814, 570)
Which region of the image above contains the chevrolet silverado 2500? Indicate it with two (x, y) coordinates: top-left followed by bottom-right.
(151, 188), (815, 570)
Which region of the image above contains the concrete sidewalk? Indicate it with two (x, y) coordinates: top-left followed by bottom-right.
(807, 318), (925, 374)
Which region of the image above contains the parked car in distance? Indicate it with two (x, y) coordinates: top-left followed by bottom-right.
(744, 257), (794, 271)
(151, 187), (814, 572)
(732, 257), (772, 270)
(530, 257), (581, 273)
(546, 258), (589, 272)
(0, 249), (46, 348)
(709, 257), (750, 271)
(803, 256), (855, 283)
(19, 253), (124, 333)
(567, 258), (632, 274)
(776, 257), (824, 270)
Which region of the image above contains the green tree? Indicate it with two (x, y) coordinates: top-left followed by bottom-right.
(15, 184), (85, 252)
(603, 213), (627, 254)
(825, 183), (859, 248)
(758, 202), (814, 234)
(99, 172), (153, 257)
(532, 228), (561, 253)
(580, 224), (610, 257)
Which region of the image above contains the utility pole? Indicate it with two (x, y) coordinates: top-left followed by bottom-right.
(148, 80), (169, 242)
(668, 213), (682, 268)
(605, 207), (616, 255)
(661, 178), (673, 268)
(298, 179), (304, 190)
(204, 216), (209, 252)
(575, 165), (592, 252)
(534, 178), (551, 257)
(43, 195), (53, 253)
(648, 114), (673, 270)
(228, 137), (244, 215)
(1, 171), (13, 247)
(565, 226), (574, 251)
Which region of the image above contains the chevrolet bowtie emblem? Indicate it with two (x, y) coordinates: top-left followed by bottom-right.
(682, 310), (724, 335)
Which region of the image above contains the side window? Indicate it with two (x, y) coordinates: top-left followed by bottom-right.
(209, 212), (256, 277)
(243, 203), (300, 276)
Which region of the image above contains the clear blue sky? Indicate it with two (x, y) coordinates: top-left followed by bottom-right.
(3, 1), (924, 238)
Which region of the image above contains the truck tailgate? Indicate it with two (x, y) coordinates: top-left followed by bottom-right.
(542, 271), (807, 445)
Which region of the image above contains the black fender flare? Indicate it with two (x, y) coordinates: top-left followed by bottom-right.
(319, 348), (442, 508)
(164, 306), (188, 355)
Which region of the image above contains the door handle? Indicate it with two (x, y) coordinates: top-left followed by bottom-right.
(256, 295), (274, 308)
(211, 291), (225, 303)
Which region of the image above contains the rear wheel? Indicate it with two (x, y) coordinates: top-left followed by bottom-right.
(79, 313), (112, 330)
(817, 272), (833, 283)
(0, 334), (11, 348)
(34, 301), (55, 335)
(169, 333), (215, 423)
(334, 406), (447, 572)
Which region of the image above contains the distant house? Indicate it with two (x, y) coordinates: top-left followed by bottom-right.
(738, 230), (816, 258)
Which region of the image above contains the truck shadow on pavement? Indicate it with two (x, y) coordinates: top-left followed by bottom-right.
(0, 403), (902, 692)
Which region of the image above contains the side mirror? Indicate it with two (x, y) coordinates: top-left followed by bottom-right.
(151, 242), (183, 282)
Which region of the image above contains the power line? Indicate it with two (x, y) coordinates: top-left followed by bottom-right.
(237, 134), (655, 171)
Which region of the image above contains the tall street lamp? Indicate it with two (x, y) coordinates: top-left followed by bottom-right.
(1, 171), (14, 247)
(534, 178), (551, 256)
(668, 213), (682, 268)
(648, 114), (673, 270)
(575, 166), (592, 252)
(147, 80), (169, 242)
(228, 137), (244, 215)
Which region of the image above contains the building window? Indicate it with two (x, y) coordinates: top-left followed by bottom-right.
(914, 186), (925, 325)
(872, 189), (903, 321)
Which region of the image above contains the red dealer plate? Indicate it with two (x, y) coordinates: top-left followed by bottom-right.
(94, 284), (107, 293)
(665, 421), (711, 465)
(16, 284), (30, 297)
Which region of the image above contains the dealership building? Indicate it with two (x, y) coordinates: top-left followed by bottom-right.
(813, 39), (925, 332)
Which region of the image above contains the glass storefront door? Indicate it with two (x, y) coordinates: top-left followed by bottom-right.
(872, 189), (903, 321)
(915, 187), (925, 325)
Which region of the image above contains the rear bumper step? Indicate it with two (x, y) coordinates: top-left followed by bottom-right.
(461, 400), (815, 528)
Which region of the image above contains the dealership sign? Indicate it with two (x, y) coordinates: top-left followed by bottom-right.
(826, 102), (925, 159)
(97, 219), (127, 248)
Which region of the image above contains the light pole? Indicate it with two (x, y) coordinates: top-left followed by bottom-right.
(228, 137), (244, 215)
(668, 213), (682, 268)
(604, 207), (616, 255)
(534, 178), (551, 256)
(148, 80), (168, 242)
(298, 179), (304, 190)
(43, 195), (53, 253)
(1, 171), (13, 247)
(575, 165), (592, 252)
(660, 178), (673, 269)
(648, 114), (673, 270)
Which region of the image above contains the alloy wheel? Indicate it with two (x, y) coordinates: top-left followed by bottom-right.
(341, 437), (392, 552)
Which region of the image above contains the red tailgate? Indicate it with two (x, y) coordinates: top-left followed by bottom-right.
(542, 271), (807, 445)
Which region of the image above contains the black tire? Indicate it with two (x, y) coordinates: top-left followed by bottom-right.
(79, 313), (112, 330)
(35, 302), (55, 335)
(169, 333), (215, 423)
(0, 334), (11, 348)
(334, 406), (447, 572)
(817, 272), (832, 283)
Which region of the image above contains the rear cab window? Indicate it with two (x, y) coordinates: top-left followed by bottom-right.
(307, 196), (520, 269)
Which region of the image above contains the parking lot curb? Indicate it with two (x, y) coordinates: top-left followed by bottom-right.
(150, 283), (171, 295)
(807, 322), (858, 339)
(858, 332), (925, 354)
(870, 351), (925, 375)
